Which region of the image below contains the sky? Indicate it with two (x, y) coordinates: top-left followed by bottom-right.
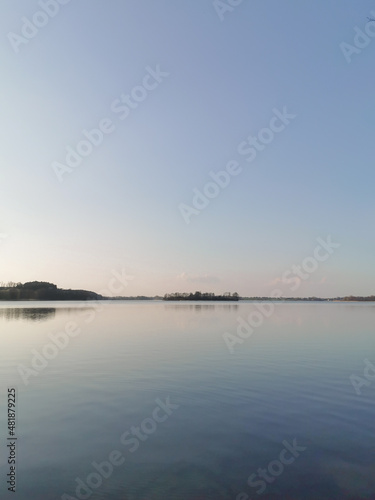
(0, 0), (374, 297)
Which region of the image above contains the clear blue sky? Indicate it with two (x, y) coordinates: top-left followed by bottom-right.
(0, 0), (374, 297)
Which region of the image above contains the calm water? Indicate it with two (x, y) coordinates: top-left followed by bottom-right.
(0, 301), (374, 499)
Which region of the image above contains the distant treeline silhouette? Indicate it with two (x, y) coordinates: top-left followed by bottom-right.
(0, 282), (101, 301)
(338, 295), (375, 301)
(0, 282), (374, 301)
(240, 296), (375, 301)
(163, 291), (239, 301)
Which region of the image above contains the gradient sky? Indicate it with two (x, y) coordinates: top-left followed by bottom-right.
(0, 0), (374, 297)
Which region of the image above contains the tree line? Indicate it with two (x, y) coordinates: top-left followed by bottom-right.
(163, 291), (240, 301)
(0, 282), (101, 301)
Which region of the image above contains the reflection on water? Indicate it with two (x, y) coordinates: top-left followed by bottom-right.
(0, 305), (99, 322)
(0, 307), (56, 322)
(1, 302), (375, 500)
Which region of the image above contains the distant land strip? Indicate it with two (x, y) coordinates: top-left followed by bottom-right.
(0, 282), (374, 302)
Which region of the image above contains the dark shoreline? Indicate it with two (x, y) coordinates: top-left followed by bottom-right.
(1, 297), (375, 302)
(1, 282), (374, 302)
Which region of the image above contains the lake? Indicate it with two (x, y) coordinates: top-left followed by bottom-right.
(0, 301), (374, 499)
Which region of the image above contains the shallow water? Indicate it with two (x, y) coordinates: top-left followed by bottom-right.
(0, 301), (374, 499)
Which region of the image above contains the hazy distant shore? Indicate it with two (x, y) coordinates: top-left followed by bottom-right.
(0, 282), (374, 302)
